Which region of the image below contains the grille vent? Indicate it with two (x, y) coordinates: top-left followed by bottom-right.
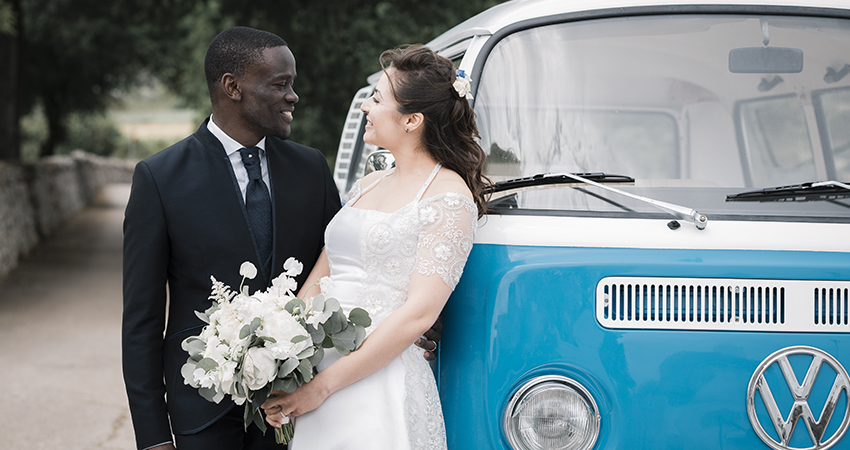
(597, 277), (850, 332)
(333, 86), (374, 195)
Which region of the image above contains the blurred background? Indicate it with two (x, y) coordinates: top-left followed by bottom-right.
(0, 0), (504, 165)
(0, 1), (505, 448)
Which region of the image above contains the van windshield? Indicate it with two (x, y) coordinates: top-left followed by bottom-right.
(475, 14), (850, 221)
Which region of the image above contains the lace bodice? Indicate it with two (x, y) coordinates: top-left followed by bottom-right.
(325, 164), (477, 329)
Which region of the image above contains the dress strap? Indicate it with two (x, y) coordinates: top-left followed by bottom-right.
(348, 168), (395, 205)
(414, 163), (442, 203)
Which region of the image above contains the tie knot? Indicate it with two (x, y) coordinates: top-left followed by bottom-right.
(239, 147), (263, 180)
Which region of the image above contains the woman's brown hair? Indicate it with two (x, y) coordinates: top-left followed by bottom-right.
(380, 45), (490, 218)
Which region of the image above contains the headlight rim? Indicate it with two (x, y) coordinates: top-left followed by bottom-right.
(502, 374), (602, 450)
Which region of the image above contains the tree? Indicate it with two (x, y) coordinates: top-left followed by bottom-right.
(18, 0), (196, 157)
(0, 0), (19, 160)
(158, 0), (506, 157)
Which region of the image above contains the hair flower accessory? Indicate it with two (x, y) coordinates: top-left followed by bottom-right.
(452, 69), (474, 100)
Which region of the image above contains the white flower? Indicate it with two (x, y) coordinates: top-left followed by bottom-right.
(318, 276), (334, 295)
(453, 69), (473, 99)
(240, 261), (257, 279)
(271, 274), (298, 297)
(241, 347), (278, 391)
(259, 311), (312, 360)
(283, 257), (303, 277)
(219, 360), (239, 394)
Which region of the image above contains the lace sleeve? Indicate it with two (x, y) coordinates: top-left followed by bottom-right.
(416, 193), (478, 290)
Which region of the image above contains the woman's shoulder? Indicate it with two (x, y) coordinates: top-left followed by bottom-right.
(422, 168), (473, 202)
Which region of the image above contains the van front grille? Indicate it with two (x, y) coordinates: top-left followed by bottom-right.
(597, 277), (850, 332)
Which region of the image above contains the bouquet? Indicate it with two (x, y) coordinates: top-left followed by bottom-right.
(181, 258), (371, 444)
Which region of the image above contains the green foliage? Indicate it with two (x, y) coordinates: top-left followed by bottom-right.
(157, 0), (506, 157)
(18, 0), (197, 156)
(0, 0), (15, 35)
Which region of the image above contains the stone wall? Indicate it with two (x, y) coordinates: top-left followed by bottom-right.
(0, 151), (135, 278)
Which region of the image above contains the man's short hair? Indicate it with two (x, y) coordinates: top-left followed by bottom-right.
(204, 26), (288, 98)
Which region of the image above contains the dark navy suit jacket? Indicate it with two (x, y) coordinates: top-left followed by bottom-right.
(122, 119), (340, 449)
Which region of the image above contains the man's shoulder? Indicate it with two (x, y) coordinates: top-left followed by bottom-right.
(265, 137), (325, 164)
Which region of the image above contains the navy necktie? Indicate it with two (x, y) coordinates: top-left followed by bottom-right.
(239, 147), (273, 277)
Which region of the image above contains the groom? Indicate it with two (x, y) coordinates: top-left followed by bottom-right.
(122, 27), (340, 450)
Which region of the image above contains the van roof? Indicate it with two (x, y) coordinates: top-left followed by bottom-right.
(428, 0), (850, 52)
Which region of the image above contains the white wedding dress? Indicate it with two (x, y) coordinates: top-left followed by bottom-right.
(289, 164), (477, 450)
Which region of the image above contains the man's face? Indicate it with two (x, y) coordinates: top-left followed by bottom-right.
(239, 46), (299, 140)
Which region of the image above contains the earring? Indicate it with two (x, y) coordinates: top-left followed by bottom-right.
(406, 128), (409, 133)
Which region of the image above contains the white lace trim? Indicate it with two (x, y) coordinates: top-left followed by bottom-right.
(416, 193), (477, 290)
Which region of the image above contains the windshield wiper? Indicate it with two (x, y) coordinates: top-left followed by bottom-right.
(487, 172), (634, 193)
(488, 172), (708, 230)
(726, 180), (850, 202)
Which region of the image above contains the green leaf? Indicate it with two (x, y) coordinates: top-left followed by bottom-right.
(291, 334), (309, 344)
(285, 297), (306, 314)
(182, 338), (206, 357)
(197, 357), (218, 372)
(308, 346), (324, 367)
(324, 310), (346, 335)
(199, 386), (218, 403)
(296, 346), (315, 359)
(253, 385), (271, 408)
(324, 297), (341, 314)
(331, 325), (357, 354)
(353, 324), (367, 350)
(307, 323), (325, 343)
(322, 334), (334, 349)
(194, 310), (210, 324)
(297, 359), (314, 382)
(278, 358), (299, 377)
(311, 293), (325, 312)
(239, 324), (252, 340)
(348, 307), (372, 327)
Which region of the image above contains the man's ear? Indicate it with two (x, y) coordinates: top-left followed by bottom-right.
(222, 74), (241, 101)
(405, 112), (425, 133)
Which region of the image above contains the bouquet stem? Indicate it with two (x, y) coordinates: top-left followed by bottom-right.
(275, 422), (294, 445)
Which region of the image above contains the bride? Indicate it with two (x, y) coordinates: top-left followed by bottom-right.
(261, 45), (489, 449)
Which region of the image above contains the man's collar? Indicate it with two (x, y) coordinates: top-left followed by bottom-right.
(207, 115), (267, 155)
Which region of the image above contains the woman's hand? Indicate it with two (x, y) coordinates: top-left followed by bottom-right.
(261, 378), (331, 428)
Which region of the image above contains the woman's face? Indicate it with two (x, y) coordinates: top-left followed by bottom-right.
(360, 69), (407, 150)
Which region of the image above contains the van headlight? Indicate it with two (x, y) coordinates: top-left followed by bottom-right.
(502, 375), (601, 450)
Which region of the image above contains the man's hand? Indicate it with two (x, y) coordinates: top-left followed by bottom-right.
(414, 315), (443, 361)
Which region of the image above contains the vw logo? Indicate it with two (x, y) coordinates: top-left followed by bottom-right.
(747, 346), (850, 450)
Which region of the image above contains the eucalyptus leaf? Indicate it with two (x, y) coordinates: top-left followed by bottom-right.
(307, 323), (325, 343)
(297, 347), (315, 359)
(239, 324), (252, 340)
(250, 317), (262, 334)
(324, 297), (341, 314)
(197, 357), (218, 372)
(272, 378), (287, 391)
(308, 346), (324, 367)
(194, 310), (210, 324)
(353, 324), (367, 350)
(322, 335), (334, 349)
(278, 358), (299, 377)
(297, 359), (314, 382)
(311, 293), (325, 312)
(252, 407), (268, 434)
(285, 297), (306, 314)
(199, 386), (219, 403)
(181, 362), (198, 387)
(182, 338), (206, 357)
(348, 307), (372, 328)
(253, 384), (271, 407)
(291, 334), (309, 344)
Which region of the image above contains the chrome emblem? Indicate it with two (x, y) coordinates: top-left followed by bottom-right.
(747, 346), (850, 450)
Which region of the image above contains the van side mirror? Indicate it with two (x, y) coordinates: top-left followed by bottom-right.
(364, 149), (395, 175)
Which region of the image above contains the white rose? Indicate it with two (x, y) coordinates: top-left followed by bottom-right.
(260, 311), (312, 360)
(241, 347), (277, 391)
(318, 276), (335, 295)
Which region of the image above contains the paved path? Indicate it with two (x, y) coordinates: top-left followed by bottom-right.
(0, 184), (136, 449)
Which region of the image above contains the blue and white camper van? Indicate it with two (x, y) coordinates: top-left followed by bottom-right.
(333, 1), (850, 448)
